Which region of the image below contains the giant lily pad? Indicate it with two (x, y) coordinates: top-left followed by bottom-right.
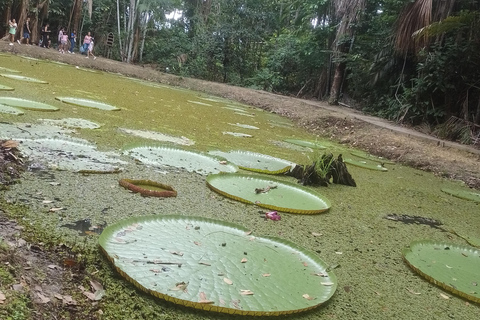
(343, 158), (388, 172)
(40, 118), (101, 129)
(0, 97), (58, 111)
(284, 139), (326, 150)
(0, 67), (21, 73)
(124, 146), (238, 175)
(55, 97), (120, 111)
(0, 104), (24, 115)
(0, 74), (48, 84)
(208, 150), (294, 174)
(403, 240), (480, 303)
(99, 215), (337, 315)
(119, 128), (194, 146)
(0, 84), (14, 91)
(441, 188), (480, 203)
(206, 173), (331, 214)
(350, 151), (395, 165)
(18, 138), (125, 173)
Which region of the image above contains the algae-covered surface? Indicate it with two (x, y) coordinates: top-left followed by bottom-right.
(1, 53), (479, 319)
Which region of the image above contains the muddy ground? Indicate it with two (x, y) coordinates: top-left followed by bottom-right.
(0, 41), (479, 319)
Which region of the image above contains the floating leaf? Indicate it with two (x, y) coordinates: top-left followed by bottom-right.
(119, 179), (177, 198)
(206, 173), (331, 214)
(403, 240), (480, 303)
(208, 150), (294, 174)
(284, 139), (326, 150)
(0, 74), (48, 83)
(350, 151), (395, 164)
(56, 97), (120, 111)
(344, 158), (388, 171)
(240, 290), (254, 295)
(441, 188), (480, 203)
(0, 104), (23, 115)
(303, 294), (315, 300)
(0, 84), (14, 91)
(125, 146), (238, 175)
(0, 97), (58, 111)
(99, 215), (337, 315)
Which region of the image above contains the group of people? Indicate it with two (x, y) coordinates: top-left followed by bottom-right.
(6, 17), (96, 59)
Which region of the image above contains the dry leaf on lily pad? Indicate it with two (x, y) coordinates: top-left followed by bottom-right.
(199, 292), (214, 304)
(240, 290), (254, 295)
(98, 215), (338, 316)
(303, 294), (315, 300)
(241, 258), (248, 263)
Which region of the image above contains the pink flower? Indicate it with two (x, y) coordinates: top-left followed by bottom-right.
(265, 211), (281, 221)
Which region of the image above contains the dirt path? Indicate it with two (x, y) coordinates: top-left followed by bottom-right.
(1, 41), (479, 189)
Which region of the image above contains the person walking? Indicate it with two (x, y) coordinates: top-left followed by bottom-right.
(69, 30), (76, 53)
(86, 38), (96, 60)
(8, 19), (17, 45)
(19, 17), (31, 45)
(41, 23), (50, 48)
(82, 32), (92, 54)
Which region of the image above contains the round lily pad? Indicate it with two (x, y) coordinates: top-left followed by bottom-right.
(124, 146), (238, 175)
(222, 132), (253, 138)
(99, 215), (337, 315)
(55, 97), (120, 111)
(0, 97), (58, 111)
(350, 151), (395, 165)
(208, 150), (294, 174)
(284, 139), (326, 150)
(403, 240), (480, 303)
(206, 173), (331, 214)
(40, 118), (101, 129)
(441, 188), (480, 203)
(0, 67), (21, 73)
(119, 179), (177, 197)
(0, 74), (48, 84)
(0, 104), (24, 115)
(343, 158), (388, 172)
(0, 84), (14, 91)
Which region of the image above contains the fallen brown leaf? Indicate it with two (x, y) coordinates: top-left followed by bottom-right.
(223, 278), (233, 285)
(2, 140), (19, 148)
(199, 292), (214, 304)
(440, 293), (450, 300)
(49, 207), (64, 212)
(240, 289), (254, 295)
(262, 273), (271, 277)
(406, 288), (421, 295)
(241, 258), (248, 263)
(311, 232), (322, 237)
(302, 294), (315, 300)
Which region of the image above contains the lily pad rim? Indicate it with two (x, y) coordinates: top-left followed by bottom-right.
(403, 239), (480, 304)
(99, 214), (338, 315)
(206, 172), (331, 214)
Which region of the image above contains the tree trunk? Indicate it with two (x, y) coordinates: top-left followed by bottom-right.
(329, 61), (346, 105)
(116, 0), (124, 61)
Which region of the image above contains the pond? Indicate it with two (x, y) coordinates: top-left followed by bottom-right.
(0, 53), (479, 319)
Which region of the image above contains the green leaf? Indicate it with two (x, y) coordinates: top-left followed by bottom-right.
(0, 97), (58, 111)
(206, 173), (331, 214)
(124, 146), (238, 175)
(350, 151), (395, 164)
(0, 84), (14, 91)
(208, 150), (294, 174)
(343, 158), (388, 171)
(0, 74), (48, 84)
(55, 97), (120, 111)
(441, 188), (480, 203)
(0, 67), (21, 73)
(99, 215), (337, 315)
(284, 139), (326, 150)
(0, 104), (24, 115)
(403, 240), (480, 303)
